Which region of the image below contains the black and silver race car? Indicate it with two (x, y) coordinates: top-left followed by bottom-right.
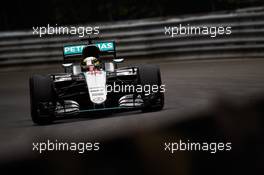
(29, 40), (164, 124)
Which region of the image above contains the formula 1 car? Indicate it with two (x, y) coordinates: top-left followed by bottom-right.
(29, 40), (164, 124)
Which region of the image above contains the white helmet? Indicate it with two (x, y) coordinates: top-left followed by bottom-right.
(83, 56), (96, 66)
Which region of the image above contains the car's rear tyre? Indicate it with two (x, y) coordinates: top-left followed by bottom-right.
(137, 65), (164, 112)
(29, 75), (55, 125)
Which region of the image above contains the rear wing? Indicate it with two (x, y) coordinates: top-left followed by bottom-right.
(63, 41), (116, 62)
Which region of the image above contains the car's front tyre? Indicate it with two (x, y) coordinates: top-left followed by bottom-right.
(137, 65), (164, 112)
(29, 75), (55, 125)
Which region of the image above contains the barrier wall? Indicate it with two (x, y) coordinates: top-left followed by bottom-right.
(0, 6), (264, 66)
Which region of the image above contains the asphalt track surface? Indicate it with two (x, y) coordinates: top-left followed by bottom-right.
(0, 58), (264, 162)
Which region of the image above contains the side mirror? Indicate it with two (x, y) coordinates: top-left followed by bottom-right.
(113, 58), (124, 63)
(62, 63), (73, 68)
(62, 63), (73, 73)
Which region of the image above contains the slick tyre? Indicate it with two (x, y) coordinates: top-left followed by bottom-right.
(137, 65), (164, 112)
(29, 75), (55, 125)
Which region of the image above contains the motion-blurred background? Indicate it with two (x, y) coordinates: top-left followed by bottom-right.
(0, 0), (264, 30)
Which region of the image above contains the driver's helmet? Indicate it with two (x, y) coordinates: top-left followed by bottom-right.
(81, 45), (101, 71)
(81, 56), (101, 71)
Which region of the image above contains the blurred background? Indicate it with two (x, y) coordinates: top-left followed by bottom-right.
(0, 1), (264, 175)
(0, 0), (264, 31)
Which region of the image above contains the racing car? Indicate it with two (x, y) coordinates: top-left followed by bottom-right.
(29, 40), (164, 124)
